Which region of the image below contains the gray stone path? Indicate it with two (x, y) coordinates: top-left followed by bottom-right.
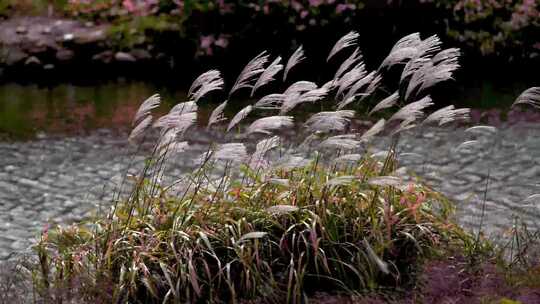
(1, 124), (539, 259)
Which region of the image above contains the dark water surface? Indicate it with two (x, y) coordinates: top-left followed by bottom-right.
(0, 79), (534, 139)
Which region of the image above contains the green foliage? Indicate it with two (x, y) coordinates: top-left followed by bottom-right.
(32, 151), (469, 302)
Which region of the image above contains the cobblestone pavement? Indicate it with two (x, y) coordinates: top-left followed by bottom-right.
(1, 124), (539, 259)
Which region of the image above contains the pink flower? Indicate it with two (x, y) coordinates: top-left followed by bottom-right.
(336, 3), (356, 14)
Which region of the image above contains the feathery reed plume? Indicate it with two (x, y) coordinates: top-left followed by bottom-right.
(227, 105), (253, 132)
(361, 74), (382, 101)
(304, 110), (355, 133)
(368, 176), (401, 187)
(266, 204), (298, 214)
(326, 175), (356, 186)
(157, 129), (189, 156)
(153, 112), (197, 135)
(281, 87), (329, 114)
(400, 57), (430, 83)
(229, 51), (269, 96)
(432, 48), (461, 65)
(418, 34), (442, 57)
(321, 80), (335, 91)
(391, 117), (416, 135)
(251, 56), (283, 97)
(338, 71), (377, 109)
(379, 33), (422, 69)
(283, 45), (305, 81)
(254, 94), (286, 110)
(327, 31), (359, 62)
(128, 115), (153, 143)
(423, 105), (470, 126)
(389, 96), (433, 122)
(284, 81), (317, 96)
(391, 33), (422, 52)
(465, 125), (497, 135)
(405, 50), (460, 101)
(369, 92), (399, 115)
(169, 101), (197, 115)
(188, 70), (219, 97)
(247, 116), (294, 134)
(455, 140), (480, 151)
(188, 70), (224, 102)
(335, 64), (366, 98)
(207, 100), (228, 129)
(320, 134), (360, 150)
(360, 118), (385, 141)
(512, 87), (540, 109)
(334, 47), (363, 80)
(250, 136), (281, 168)
(133, 94), (160, 126)
(379, 33), (441, 70)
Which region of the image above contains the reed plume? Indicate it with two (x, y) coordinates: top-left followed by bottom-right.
(283, 45), (305, 81)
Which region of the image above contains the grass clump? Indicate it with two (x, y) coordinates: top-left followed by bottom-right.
(33, 153), (466, 303)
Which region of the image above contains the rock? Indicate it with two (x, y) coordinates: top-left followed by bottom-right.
(62, 33), (74, 41)
(15, 26), (27, 34)
(55, 49), (74, 61)
(3, 48), (28, 66)
(131, 49), (151, 60)
(41, 26), (52, 35)
(92, 50), (113, 63)
(114, 51), (136, 62)
(24, 56), (41, 66)
(74, 28), (106, 45)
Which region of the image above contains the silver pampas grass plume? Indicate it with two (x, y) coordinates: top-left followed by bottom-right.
(129, 115), (153, 143)
(512, 87), (540, 109)
(133, 94), (160, 126)
(338, 71), (377, 109)
(188, 70), (224, 102)
(229, 51), (269, 96)
(247, 116), (294, 134)
(254, 94), (286, 110)
(284, 81), (317, 96)
(360, 118), (385, 141)
(227, 105), (253, 132)
(207, 100), (228, 129)
(389, 96), (433, 122)
(304, 110), (355, 133)
(404, 49), (460, 101)
(251, 56), (283, 97)
(319, 134), (361, 150)
(334, 47), (363, 80)
(369, 92), (399, 115)
(153, 112), (197, 135)
(335, 64), (366, 99)
(280, 87), (329, 114)
(283, 45), (305, 81)
(423, 105), (470, 126)
(250, 136), (281, 169)
(169, 101), (197, 115)
(327, 31), (359, 62)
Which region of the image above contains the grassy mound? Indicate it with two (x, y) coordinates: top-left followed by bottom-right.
(33, 151), (468, 303)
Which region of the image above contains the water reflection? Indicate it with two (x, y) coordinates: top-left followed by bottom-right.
(0, 80), (533, 139)
(0, 82), (187, 138)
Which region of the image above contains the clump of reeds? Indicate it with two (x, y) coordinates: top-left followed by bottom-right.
(29, 31), (539, 303)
